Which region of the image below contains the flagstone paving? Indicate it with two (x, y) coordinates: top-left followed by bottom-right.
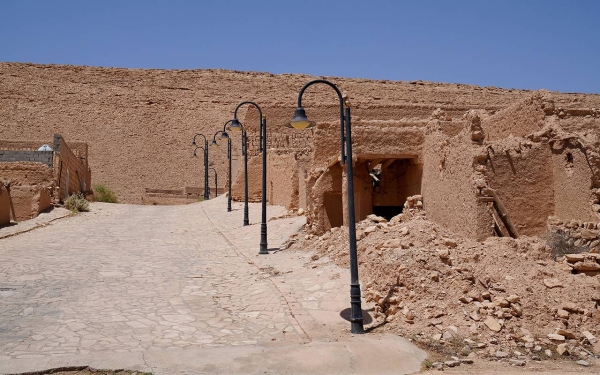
(0, 196), (426, 374)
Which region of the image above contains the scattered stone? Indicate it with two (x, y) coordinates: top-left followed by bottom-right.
(509, 359), (526, 366)
(562, 302), (583, 314)
(576, 360), (589, 367)
(565, 253), (586, 263)
(573, 261), (600, 272)
(543, 278), (563, 288)
(510, 303), (523, 317)
(367, 214), (387, 223)
(547, 333), (565, 341)
(582, 331), (596, 342)
(432, 333), (442, 341)
(364, 226), (377, 234)
(431, 362), (444, 370)
(555, 329), (575, 339)
(459, 358), (474, 364)
(506, 295), (520, 303)
(442, 330), (455, 340)
(533, 345), (542, 352)
(437, 248), (450, 259)
(311, 254), (319, 261)
(556, 309), (570, 319)
(545, 349), (552, 357)
(494, 297), (510, 308)
(484, 316), (502, 332)
(430, 271), (440, 282)
(444, 360), (461, 367)
(469, 311), (481, 321)
(459, 295), (473, 304)
(556, 343), (569, 355)
(399, 227), (409, 236)
(297, 208), (304, 215)
(581, 229), (598, 240)
(443, 238), (458, 248)
(495, 351), (509, 358)
(382, 239), (401, 248)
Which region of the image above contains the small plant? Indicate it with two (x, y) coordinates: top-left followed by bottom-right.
(64, 192), (90, 213)
(546, 229), (587, 260)
(93, 184), (119, 203)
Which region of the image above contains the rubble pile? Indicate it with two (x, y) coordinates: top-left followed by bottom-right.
(291, 199), (600, 369)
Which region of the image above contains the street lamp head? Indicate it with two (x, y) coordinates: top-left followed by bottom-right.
(229, 118), (243, 132)
(210, 139), (218, 147)
(193, 151), (197, 157)
(191, 140), (197, 146)
(220, 131), (229, 140)
(285, 107), (315, 130)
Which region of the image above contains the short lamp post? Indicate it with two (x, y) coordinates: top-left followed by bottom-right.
(211, 121), (232, 212)
(285, 79), (364, 334)
(209, 167), (218, 198)
(192, 133), (209, 200)
(230, 102), (268, 255)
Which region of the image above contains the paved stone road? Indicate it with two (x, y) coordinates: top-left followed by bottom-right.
(0, 197), (425, 374)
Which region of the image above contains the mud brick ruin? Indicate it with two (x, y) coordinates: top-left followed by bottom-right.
(0, 133), (90, 224)
(1, 62), (600, 241)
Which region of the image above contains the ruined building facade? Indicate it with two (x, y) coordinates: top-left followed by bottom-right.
(1, 63), (599, 240)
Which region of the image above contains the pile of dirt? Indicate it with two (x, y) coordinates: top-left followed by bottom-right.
(290, 198), (600, 370)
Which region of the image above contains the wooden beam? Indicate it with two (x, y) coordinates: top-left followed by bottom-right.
(482, 188), (519, 238)
(381, 159), (396, 170)
(367, 158), (384, 171)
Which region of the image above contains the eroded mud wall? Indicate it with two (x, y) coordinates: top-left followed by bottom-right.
(422, 122), (491, 240)
(2, 63), (550, 204)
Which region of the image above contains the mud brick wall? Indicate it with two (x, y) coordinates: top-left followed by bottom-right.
(53, 134), (90, 199)
(422, 125), (491, 240)
(0, 150), (53, 168)
(0, 185), (10, 225)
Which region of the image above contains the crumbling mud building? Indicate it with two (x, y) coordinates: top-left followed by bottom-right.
(1, 63), (599, 240)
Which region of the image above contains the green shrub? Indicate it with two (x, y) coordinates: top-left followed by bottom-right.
(93, 184), (119, 203)
(64, 192), (90, 212)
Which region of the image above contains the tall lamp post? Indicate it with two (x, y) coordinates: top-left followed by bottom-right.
(192, 133), (209, 200)
(192, 145), (208, 199)
(209, 167), (218, 198)
(230, 102), (268, 255)
(285, 79), (364, 334)
(211, 122), (233, 212)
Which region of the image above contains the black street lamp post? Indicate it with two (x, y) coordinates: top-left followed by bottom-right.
(211, 121), (233, 212)
(209, 167), (218, 197)
(192, 145), (208, 199)
(285, 79), (364, 334)
(192, 133), (209, 200)
(230, 102), (268, 255)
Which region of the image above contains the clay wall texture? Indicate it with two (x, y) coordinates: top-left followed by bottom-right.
(485, 142), (555, 236)
(480, 94), (600, 236)
(422, 126), (491, 240)
(1, 62), (560, 205)
(54, 134), (91, 199)
(3, 63), (600, 238)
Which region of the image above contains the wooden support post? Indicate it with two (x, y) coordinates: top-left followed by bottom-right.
(482, 188), (519, 238)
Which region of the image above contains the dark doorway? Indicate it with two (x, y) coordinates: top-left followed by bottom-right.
(324, 192), (343, 229)
(373, 205), (403, 221)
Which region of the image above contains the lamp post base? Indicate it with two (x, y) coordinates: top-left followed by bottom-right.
(350, 283), (364, 334)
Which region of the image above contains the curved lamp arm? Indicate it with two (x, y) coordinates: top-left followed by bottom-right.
(233, 101), (264, 152)
(192, 133), (208, 146)
(294, 79), (346, 164)
(211, 120), (233, 146)
(192, 146), (205, 156)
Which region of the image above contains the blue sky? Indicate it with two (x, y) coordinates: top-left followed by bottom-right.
(1, 0), (598, 93)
